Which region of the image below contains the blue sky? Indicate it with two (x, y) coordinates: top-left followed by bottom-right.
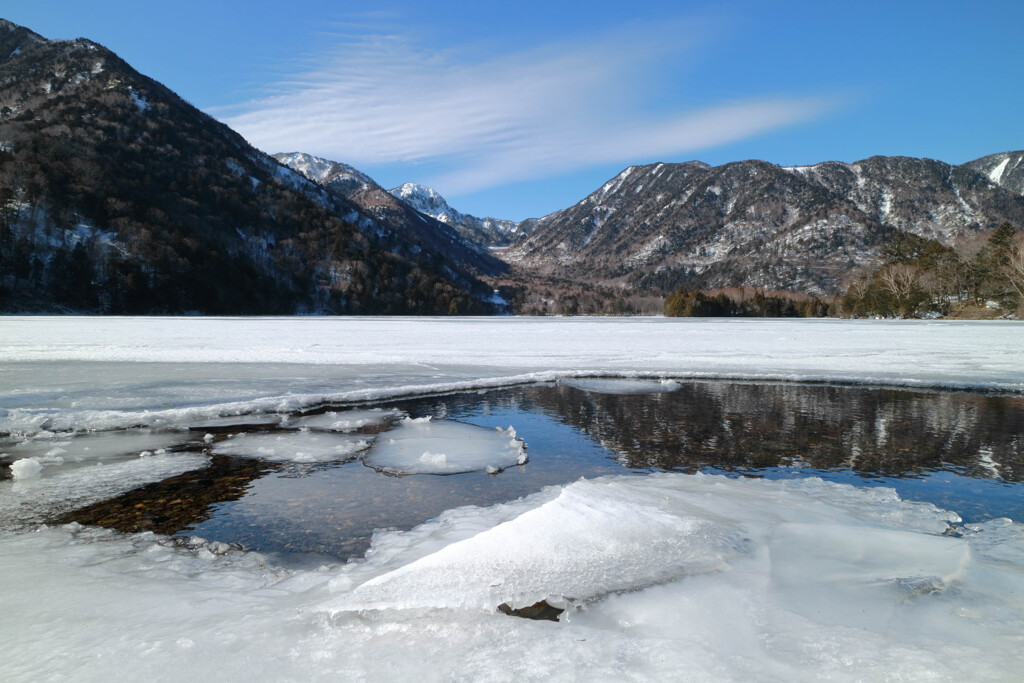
(5, 1), (1022, 220)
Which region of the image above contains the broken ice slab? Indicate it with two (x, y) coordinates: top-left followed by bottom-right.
(282, 408), (402, 433)
(362, 417), (526, 475)
(0, 428), (193, 480)
(562, 378), (682, 394)
(211, 430), (372, 464)
(188, 413), (286, 431)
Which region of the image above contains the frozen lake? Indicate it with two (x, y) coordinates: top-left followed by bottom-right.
(2, 317), (1024, 681)
(21, 381), (1021, 566)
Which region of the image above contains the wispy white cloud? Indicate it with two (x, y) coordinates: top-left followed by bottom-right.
(218, 21), (836, 195)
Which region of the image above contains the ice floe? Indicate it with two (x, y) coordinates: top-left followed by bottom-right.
(1, 429), (191, 470)
(210, 431), (371, 464)
(362, 417), (526, 475)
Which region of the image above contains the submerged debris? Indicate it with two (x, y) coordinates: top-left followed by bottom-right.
(497, 600), (564, 622)
(57, 455), (280, 534)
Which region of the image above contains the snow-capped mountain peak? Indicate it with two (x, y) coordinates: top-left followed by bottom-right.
(279, 154), (526, 248)
(389, 183), (464, 226)
(388, 183), (526, 247)
(273, 152), (376, 192)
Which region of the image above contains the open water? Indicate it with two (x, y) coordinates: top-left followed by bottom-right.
(45, 379), (1024, 566)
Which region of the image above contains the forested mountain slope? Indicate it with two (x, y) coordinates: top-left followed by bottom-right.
(505, 155), (1024, 296)
(0, 19), (496, 314)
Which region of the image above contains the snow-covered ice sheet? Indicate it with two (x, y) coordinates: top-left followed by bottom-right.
(3, 316), (1022, 435)
(211, 431), (371, 464)
(2, 317), (1024, 680)
(2, 474), (1022, 681)
(362, 417), (526, 474)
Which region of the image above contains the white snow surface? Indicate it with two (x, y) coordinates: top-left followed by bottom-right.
(363, 417), (526, 474)
(274, 152), (374, 190)
(127, 87), (149, 113)
(2, 317), (1024, 681)
(988, 157), (1010, 184)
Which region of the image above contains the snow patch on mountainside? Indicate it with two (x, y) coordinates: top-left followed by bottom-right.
(601, 166), (635, 198)
(988, 157), (1009, 185)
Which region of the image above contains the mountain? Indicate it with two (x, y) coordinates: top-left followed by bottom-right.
(272, 152), (376, 194)
(961, 151), (1024, 196)
(388, 183), (524, 248)
(273, 152), (506, 275)
(271, 153), (525, 249)
(0, 19), (497, 314)
(504, 155), (1024, 296)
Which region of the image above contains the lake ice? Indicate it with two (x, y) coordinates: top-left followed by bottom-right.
(362, 416), (526, 474)
(1, 317), (1023, 681)
(211, 430), (372, 464)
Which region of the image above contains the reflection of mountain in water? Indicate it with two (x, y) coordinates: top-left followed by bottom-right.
(480, 382), (1024, 481)
(44, 381), (1024, 563)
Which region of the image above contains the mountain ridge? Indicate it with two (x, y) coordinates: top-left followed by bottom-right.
(501, 153), (1024, 296)
(272, 150), (527, 249)
(271, 152), (506, 277)
(388, 182), (524, 247)
(0, 19), (498, 314)
(276, 147), (1024, 299)
(3, 18), (1021, 312)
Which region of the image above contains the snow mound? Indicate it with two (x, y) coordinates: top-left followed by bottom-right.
(211, 431), (371, 464)
(362, 417), (526, 475)
(9, 457), (42, 480)
(327, 475), (747, 612)
(285, 408), (401, 432)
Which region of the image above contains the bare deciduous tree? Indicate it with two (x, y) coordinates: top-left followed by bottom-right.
(1004, 238), (1024, 299)
(877, 263), (921, 305)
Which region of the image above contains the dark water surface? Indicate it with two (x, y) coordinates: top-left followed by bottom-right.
(64, 380), (1024, 565)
